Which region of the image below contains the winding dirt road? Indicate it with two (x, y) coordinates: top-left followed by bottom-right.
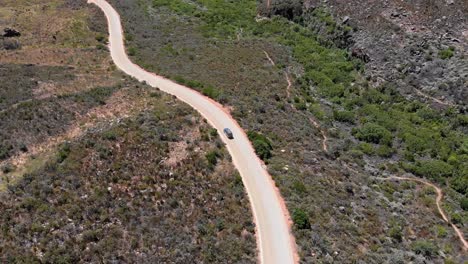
(88, 0), (297, 263)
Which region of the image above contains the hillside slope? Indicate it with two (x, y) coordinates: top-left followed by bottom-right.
(0, 1), (255, 262)
(111, 0), (467, 262)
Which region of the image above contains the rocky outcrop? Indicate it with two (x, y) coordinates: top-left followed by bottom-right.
(300, 0), (467, 106)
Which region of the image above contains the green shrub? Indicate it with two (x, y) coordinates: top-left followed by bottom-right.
(309, 104), (325, 120)
(389, 225), (402, 242)
(354, 123), (392, 145)
(209, 128), (218, 138)
(451, 176), (468, 195)
(411, 240), (438, 257)
(311, 7), (337, 30)
(403, 134), (429, 153)
(358, 142), (374, 155)
(70, 86), (116, 106)
(407, 159), (453, 182)
(173, 75), (187, 85)
(21, 197), (42, 211)
(439, 47), (454, 59)
(57, 143), (71, 163)
(292, 180), (307, 194)
(451, 213), (463, 225)
(95, 34), (106, 43)
(376, 145), (395, 158)
(333, 110), (355, 123)
(446, 154), (459, 166)
(205, 150), (218, 167)
(294, 100), (307, 111)
(460, 138), (468, 155)
(128, 47), (137, 56)
(292, 208), (310, 229)
(247, 131), (273, 160)
(103, 131), (118, 141)
(436, 225), (448, 238)
(461, 197), (468, 211)
(96, 43), (106, 50)
(348, 149), (364, 159)
(202, 86), (220, 100)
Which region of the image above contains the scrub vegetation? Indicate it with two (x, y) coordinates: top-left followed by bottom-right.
(0, 0), (255, 262)
(0, 91), (256, 263)
(111, 0), (467, 262)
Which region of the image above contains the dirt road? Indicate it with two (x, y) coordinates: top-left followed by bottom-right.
(87, 0), (298, 263)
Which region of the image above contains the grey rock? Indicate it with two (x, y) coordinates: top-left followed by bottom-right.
(343, 16), (350, 24)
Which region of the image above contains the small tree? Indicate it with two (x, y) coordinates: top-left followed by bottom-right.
(205, 150), (218, 167)
(292, 209), (310, 229)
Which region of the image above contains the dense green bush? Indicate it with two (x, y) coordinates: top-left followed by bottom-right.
(460, 197), (468, 211)
(376, 145), (395, 158)
(128, 46), (137, 56)
(353, 123), (392, 146)
(358, 142), (374, 155)
(403, 134), (429, 153)
(310, 7), (337, 33)
(205, 150), (219, 167)
(439, 47), (455, 59)
(406, 159), (453, 182)
(333, 110), (355, 123)
(247, 131), (272, 160)
(460, 139), (468, 155)
(153, 0), (257, 38)
(292, 208), (310, 229)
(202, 85), (220, 100)
(172, 75), (220, 100)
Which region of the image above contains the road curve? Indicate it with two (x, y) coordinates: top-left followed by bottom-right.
(87, 0), (298, 263)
